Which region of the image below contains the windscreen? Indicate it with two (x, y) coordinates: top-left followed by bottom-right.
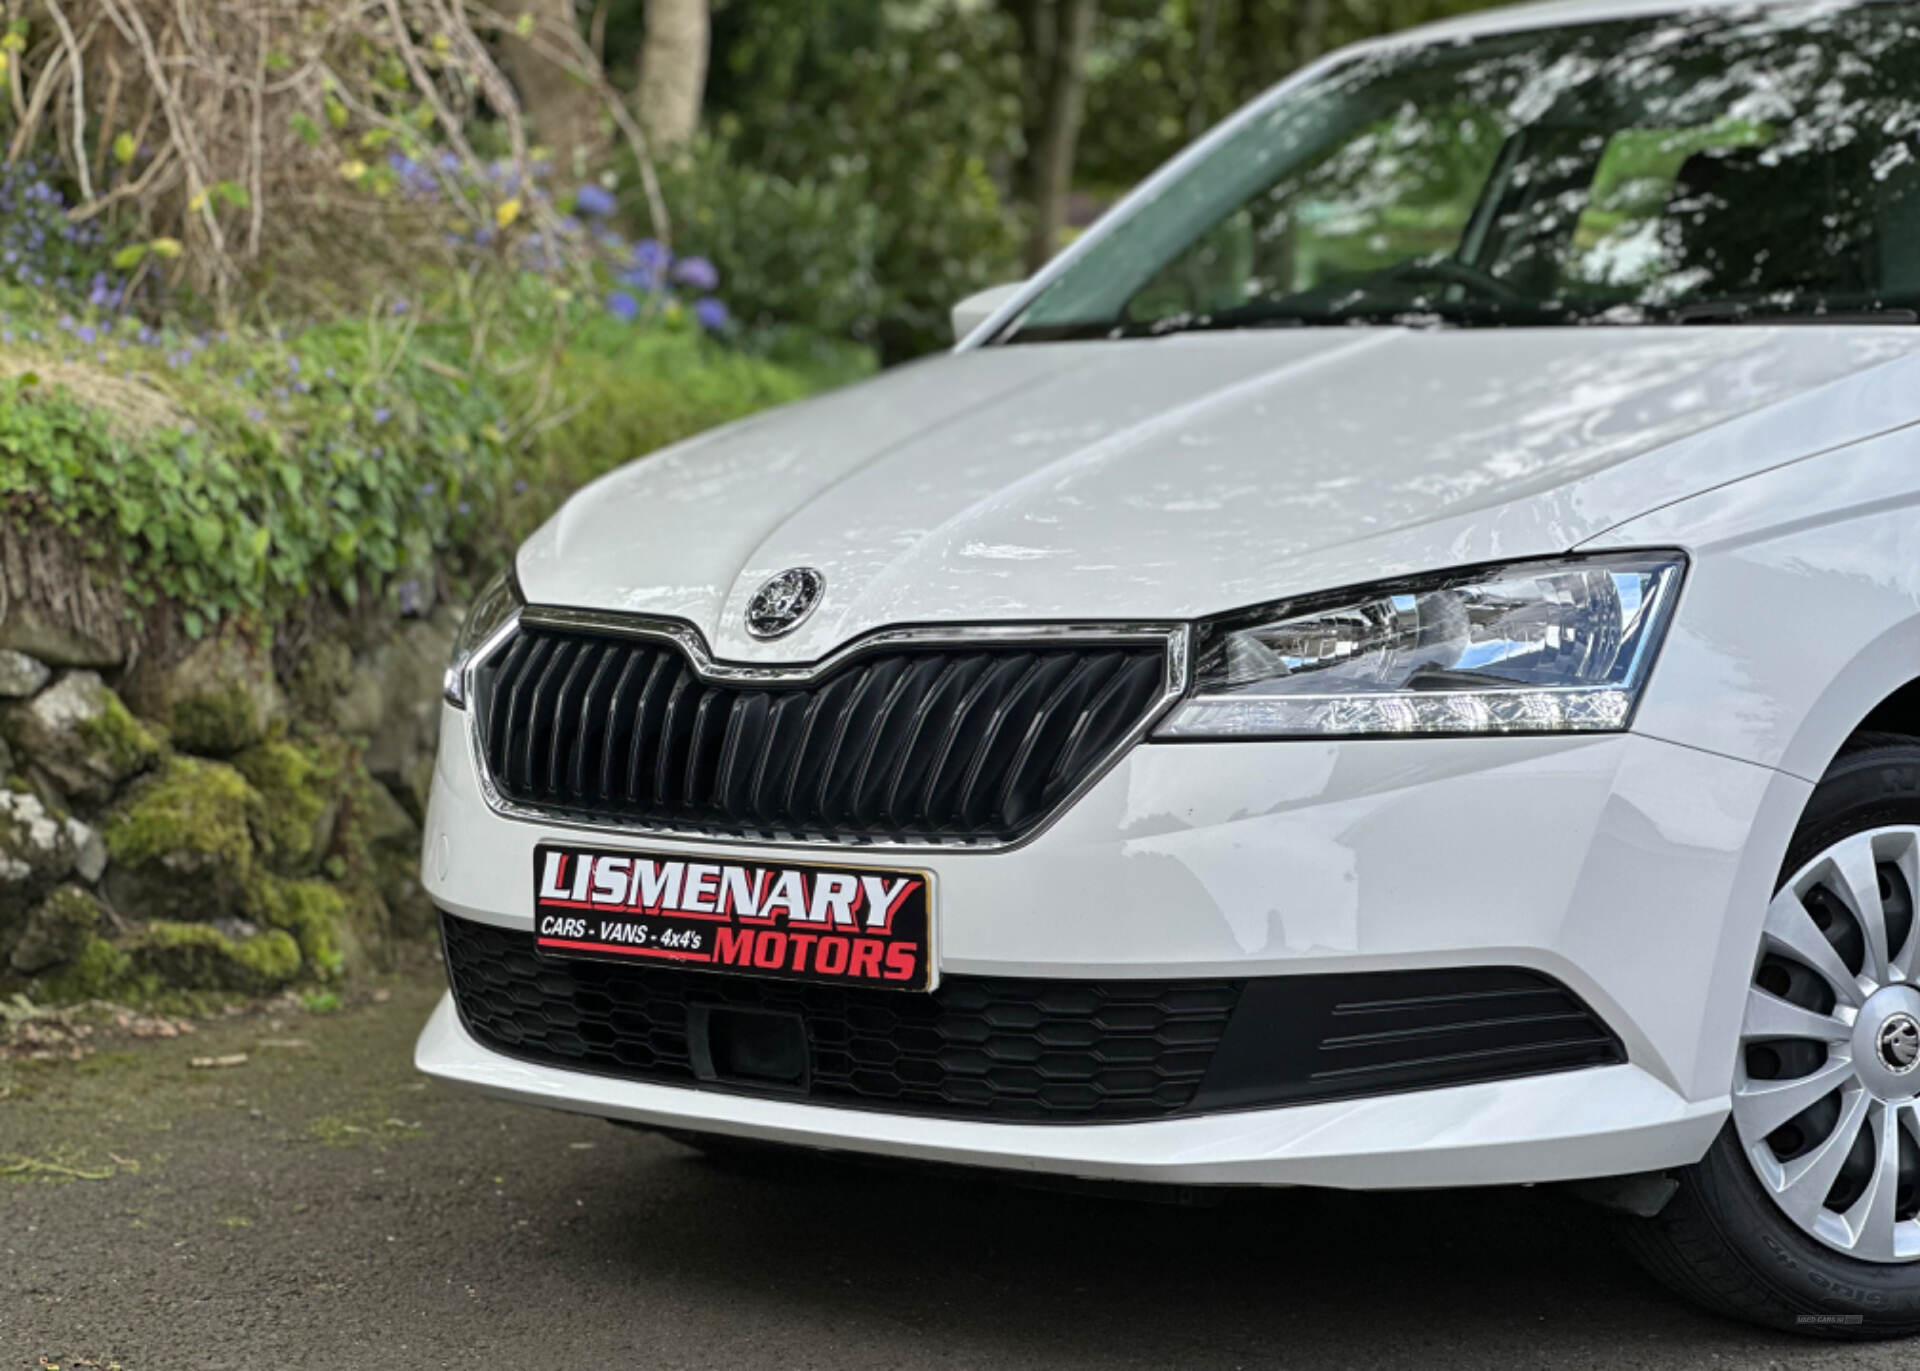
(1005, 2), (1920, 339)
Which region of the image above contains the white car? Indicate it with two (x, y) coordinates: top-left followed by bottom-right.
(418, 0), (1920, 1336)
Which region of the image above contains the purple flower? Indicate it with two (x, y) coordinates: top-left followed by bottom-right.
(693, 297), (731, 331)
(573, 184), (616, 217)
(373, 407), (391, 425)
(672, 256), (719, 291)
(246, 407), (266, 423)
(604, 289), (640, 323)
(419, 481), (439, 497)
(629, 238), (669, 285)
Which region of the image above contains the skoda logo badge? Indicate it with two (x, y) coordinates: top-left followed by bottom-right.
(1880, 1013), (1920, 1074)
(745, 567), (825, 640)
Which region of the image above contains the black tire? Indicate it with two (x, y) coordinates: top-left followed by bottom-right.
(1619, 734), (1920, 1339)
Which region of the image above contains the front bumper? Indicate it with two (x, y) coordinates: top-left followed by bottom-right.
(416, 992), (1722, 1187)
(417, 700), (1813, 1184)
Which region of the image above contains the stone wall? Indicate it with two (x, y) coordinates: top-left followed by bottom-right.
(0, 608), (457, 1004)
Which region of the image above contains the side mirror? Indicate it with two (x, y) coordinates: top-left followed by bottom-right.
(951, 281), (1028, 341)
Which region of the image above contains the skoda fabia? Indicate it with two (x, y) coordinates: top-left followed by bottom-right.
(419, 0), (1920, 1336)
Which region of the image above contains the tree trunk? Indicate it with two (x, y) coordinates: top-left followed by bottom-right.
(1295, 0), (1335, 66)
(636, 0), (710, 152)
(1018, 0), (1098, 273)
(1186, 0), (1222, 139)
(499, 0), (604, 173)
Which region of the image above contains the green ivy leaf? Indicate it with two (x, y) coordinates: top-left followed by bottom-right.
(189, 514), (223, 558)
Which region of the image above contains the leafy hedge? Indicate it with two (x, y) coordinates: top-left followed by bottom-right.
(0, 282), (866, 636)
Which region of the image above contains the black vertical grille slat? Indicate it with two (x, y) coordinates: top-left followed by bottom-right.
(747, 693), (806, 824)
(595, 652), (649, 801)
(994, 654), (1106, 829)
(653, 674), (699, 810)
(624, 653), (677, 805)
(514, 640), (575, 792)
(474, 626), (1172, 844)
(484, 635), (536, 780)
(1051, 654), (1164, 793)
(546, 645), (602, 797)
(568, 646), (622, 797)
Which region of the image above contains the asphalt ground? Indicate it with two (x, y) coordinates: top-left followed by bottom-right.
(3, 973), (1910, 1369)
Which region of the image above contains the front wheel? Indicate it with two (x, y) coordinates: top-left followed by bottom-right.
(1622, 735), (1920, 1337)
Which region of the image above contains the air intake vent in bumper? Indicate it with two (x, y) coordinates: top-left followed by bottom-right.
(441, 914), (1624, 1123)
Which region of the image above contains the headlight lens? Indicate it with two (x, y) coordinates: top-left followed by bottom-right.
(1155, 553), (1685, 739)
(443, 566), (524, 708)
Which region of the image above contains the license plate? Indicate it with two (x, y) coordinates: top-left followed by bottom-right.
(531, 843), (934, 992)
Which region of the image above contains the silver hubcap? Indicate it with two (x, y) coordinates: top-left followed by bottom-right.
(1735, 827), (1920, 1263)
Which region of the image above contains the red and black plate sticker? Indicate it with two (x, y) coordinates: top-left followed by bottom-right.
(532, 843), (933, 992)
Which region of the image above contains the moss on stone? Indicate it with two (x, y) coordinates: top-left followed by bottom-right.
(248, 874), (350, 979)
(105, 756), (257, 868)
(284, 638), (355, 726)
(131, 627), (288, 758)
(9, 884), (102, 974)
(36, 932), (133, 1001)
(101, 757), (261, 921)
(169, 684), (266, 757)
(233, 738), (342, 874)
(73, 689), (161, 779)
(127, 921), (301, 994)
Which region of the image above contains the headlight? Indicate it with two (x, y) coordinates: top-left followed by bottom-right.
(1155, 553), (1685, 740)
(443, 565), (524, 708)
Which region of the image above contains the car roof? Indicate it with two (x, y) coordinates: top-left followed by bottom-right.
(1399, 0), (1876, 46)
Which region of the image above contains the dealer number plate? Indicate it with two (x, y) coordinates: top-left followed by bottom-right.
(531, 843), (933, 992)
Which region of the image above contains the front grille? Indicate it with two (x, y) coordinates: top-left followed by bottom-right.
(472, 623), (1170, 844)
(441, 913), (1625, 1124)
(442, 913), (1237, 1123)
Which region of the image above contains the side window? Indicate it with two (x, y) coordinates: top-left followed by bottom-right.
(1124, 102), (1507, 324)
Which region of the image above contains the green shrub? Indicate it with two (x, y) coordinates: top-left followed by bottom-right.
(0, 269), (860, 635)
(641, 3), (1024, 359)
(0, 296), (513, 632)
(657, 141), (886, 340)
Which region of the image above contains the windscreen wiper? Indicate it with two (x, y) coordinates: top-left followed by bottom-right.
(1670, 301), (1920, 325)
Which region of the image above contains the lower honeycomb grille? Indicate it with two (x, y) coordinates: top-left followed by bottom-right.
(440, 913), (1624, 1124)
(442, 912), (1237, 1122)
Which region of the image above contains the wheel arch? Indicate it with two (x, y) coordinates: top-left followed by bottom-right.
(1774, 614), (1920, 784)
